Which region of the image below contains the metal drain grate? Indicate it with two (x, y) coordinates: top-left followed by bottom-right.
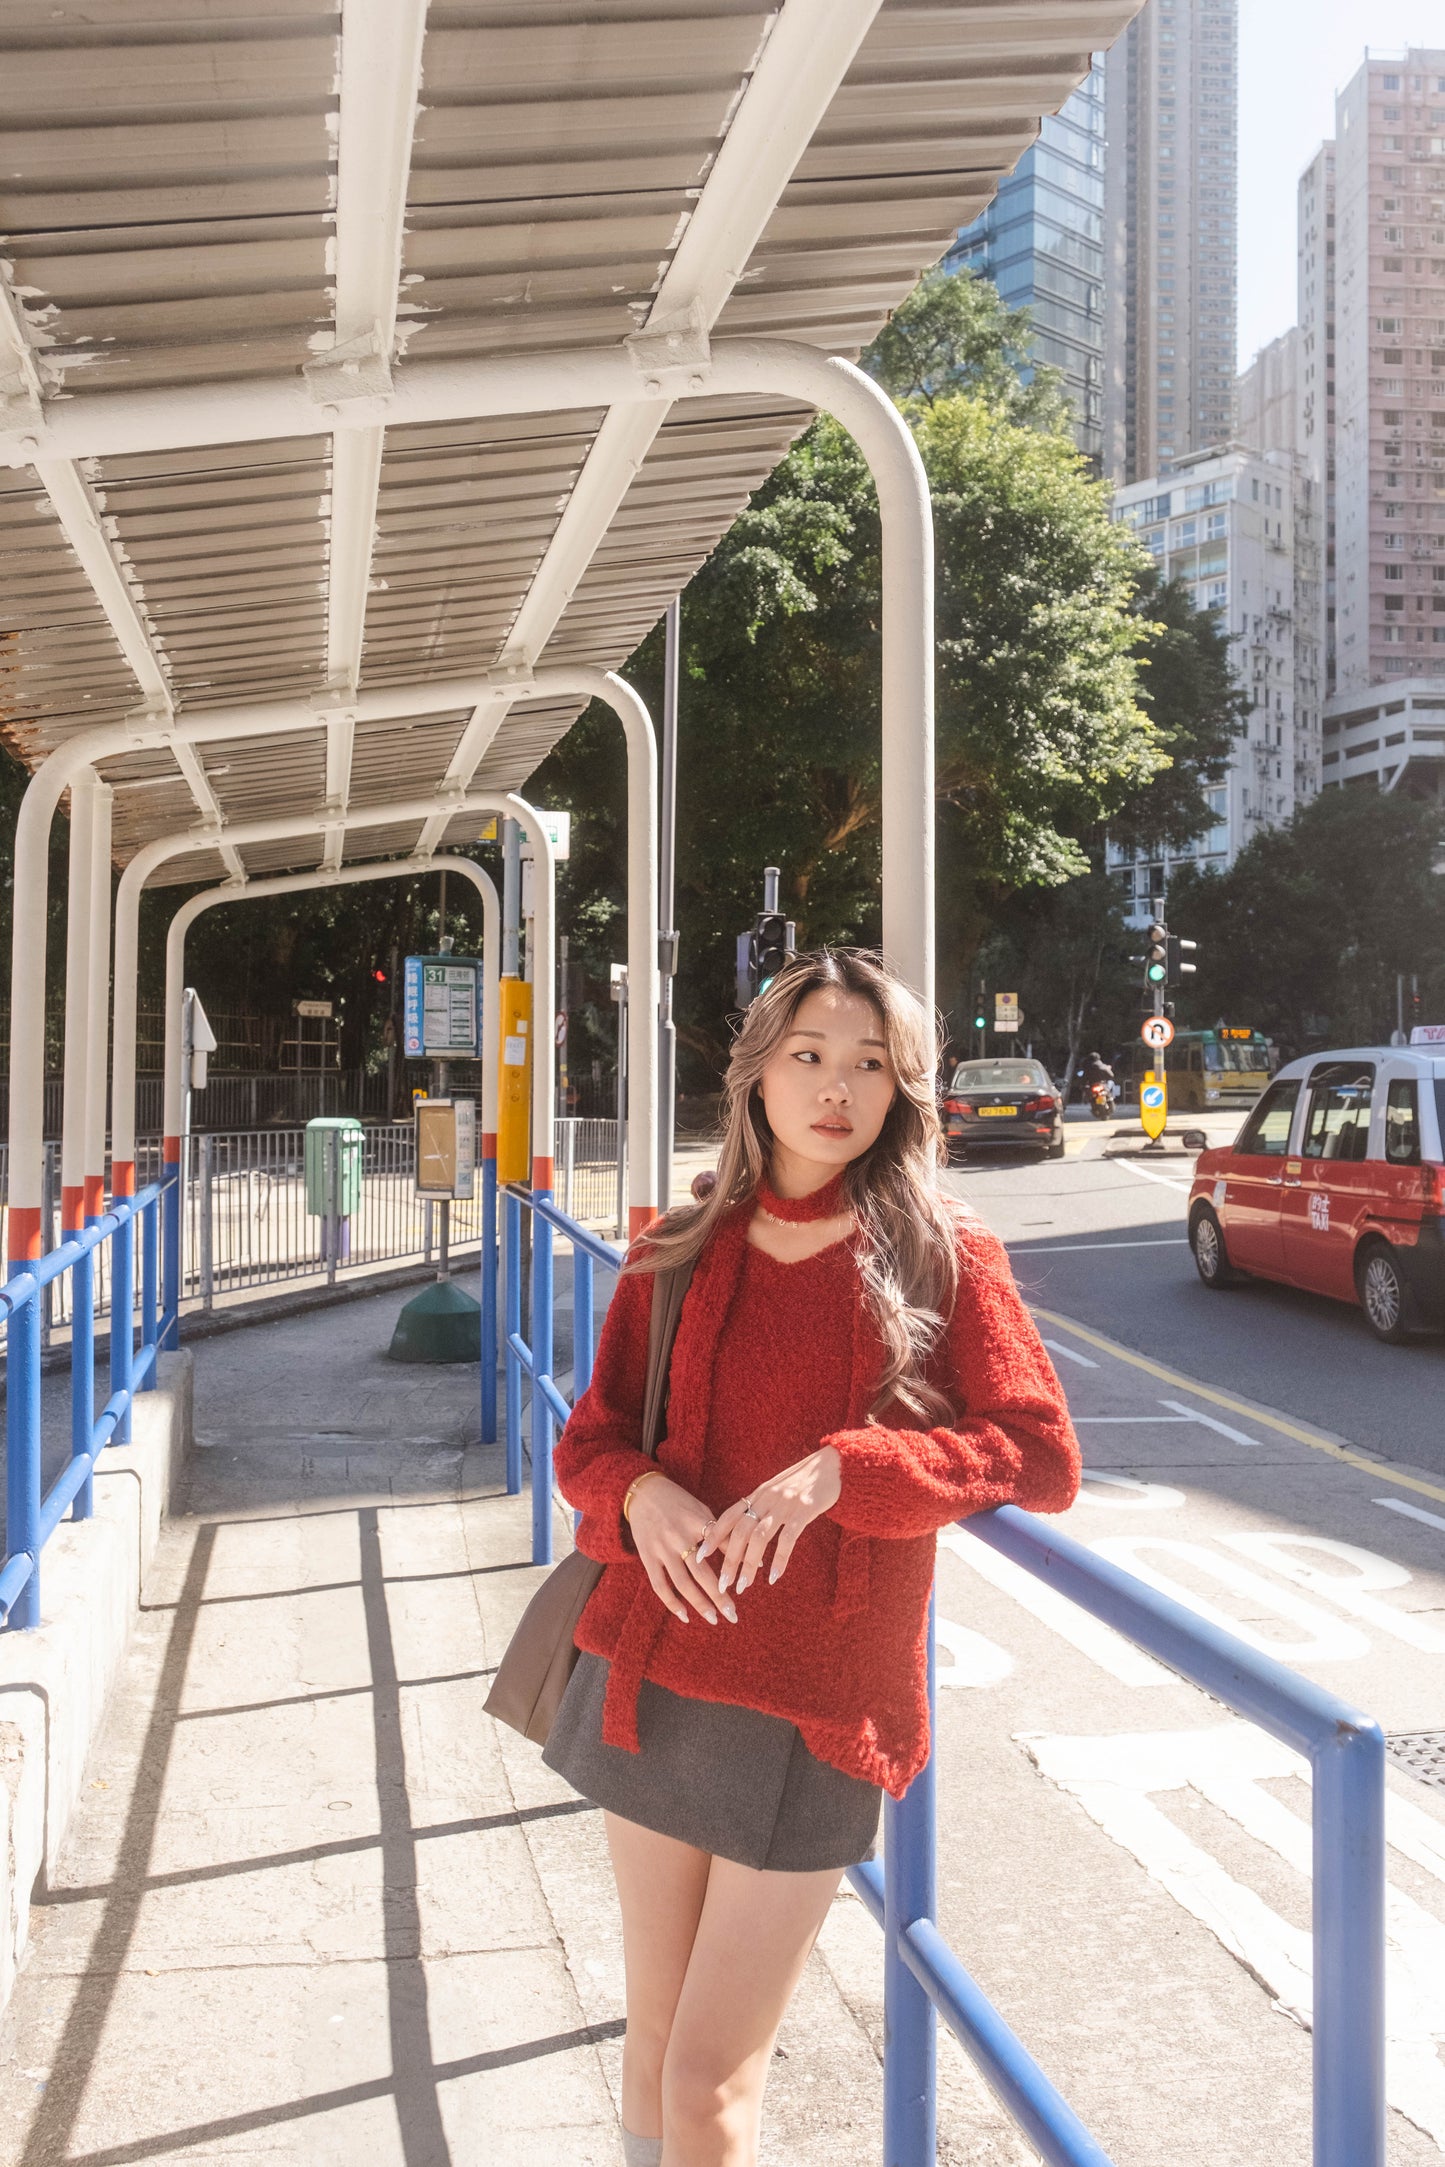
(1386, 1733), (1445, 1791)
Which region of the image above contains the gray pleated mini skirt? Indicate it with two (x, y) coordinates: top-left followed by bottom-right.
(543, 1650), (881, 1873)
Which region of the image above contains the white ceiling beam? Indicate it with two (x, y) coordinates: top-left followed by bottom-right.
(318, 0), (429, 858)
(0, 260), (255, 867)
(475, 0), (884, 803)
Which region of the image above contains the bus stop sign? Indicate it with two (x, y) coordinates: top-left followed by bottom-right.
(403, 954), (481, 1058)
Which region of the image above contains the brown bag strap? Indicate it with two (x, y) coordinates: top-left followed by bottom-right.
(640, 1255), (695, 1457)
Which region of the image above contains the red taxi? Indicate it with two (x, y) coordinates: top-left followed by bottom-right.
(1187, 1045), (1445, 1343)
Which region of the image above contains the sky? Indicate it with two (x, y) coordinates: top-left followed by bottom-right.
(1237, 0), (1445, 370)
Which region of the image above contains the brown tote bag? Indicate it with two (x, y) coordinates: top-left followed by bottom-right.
(483, 1255), (695, 1746)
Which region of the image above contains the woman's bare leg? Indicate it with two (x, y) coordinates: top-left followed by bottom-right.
(661, 1856), (843, 2166)
(605, 1812), (713, 2141)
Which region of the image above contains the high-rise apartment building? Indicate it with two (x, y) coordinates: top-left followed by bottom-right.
(1102, 0), (1238, 483)
(1107, 445), (1319, 915)
(1326, 50), (1445, 699)
(1296, 144), (1337, 696)
(1237, 327), (1300, 459)
(947, 66), (1106, 463)
(1236, 326), (1326, 799)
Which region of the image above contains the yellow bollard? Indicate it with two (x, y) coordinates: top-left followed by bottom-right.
(1140, 1067), (1168, 1142)
(496, 976), (533, 1184)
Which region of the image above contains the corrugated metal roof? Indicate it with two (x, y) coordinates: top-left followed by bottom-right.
(0, 0), (1140, 888)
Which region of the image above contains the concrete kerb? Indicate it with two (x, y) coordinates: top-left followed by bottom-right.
(0, 1350), (192, 2008)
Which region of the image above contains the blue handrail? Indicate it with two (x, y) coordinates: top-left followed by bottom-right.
(503, 1182), (623, 1564)
(2, 1177), (170, 1631)
(497, 1186), (1385, 2167)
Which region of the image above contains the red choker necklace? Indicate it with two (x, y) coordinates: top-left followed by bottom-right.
(754, 1166), (850, 1223)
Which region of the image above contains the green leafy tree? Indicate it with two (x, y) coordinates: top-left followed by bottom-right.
(1105, 566), (1249, 853)
(865, 266), (1068, 430)
(1167, 789), (1445, 1057)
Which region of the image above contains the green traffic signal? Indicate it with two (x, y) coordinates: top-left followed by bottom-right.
(1143, 920), (1168, 989)
(973, 1010), (987, 1031)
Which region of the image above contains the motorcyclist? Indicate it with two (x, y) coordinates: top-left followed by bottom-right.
(1079, 1050), (1115, 1094)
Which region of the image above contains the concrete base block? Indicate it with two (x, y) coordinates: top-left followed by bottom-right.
(0, 1351), (192, 2008)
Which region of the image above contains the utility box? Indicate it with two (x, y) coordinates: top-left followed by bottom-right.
(304, 1116), (365, 1218)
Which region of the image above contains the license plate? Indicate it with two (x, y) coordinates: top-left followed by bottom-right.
(979, 1105), (1017, 1117)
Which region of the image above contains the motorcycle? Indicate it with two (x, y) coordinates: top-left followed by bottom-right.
(1086, 1079), (1115, 1121)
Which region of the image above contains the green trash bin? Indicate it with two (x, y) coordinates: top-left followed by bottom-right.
(305, 1116), (364, 1262)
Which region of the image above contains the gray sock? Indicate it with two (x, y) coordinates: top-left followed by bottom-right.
(621, 2130), (663, 2167)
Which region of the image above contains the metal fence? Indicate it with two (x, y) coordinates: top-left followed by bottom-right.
(501, 1181), (1388, 2167)
(0, 1118), (622, 1329)
(2, 1176), (168, 1630)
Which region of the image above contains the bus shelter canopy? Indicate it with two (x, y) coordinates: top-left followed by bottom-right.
(0, 0), (1137, 888)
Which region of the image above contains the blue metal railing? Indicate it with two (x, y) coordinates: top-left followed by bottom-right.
(2, 1176), (171, 1631)
(503, 1183), (620, 1563)
(497, 1187), (1386, 2167)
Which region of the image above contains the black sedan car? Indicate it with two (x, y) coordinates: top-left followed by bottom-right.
(941, 1058), (1065, 1161)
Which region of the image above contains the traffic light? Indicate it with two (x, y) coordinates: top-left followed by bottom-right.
(1143, 921), (1168, 989)
(736, 913), (795, 1005)
(973, 1003), (987, 1032)
(750, 912), (791, 995)
(372, 967), (388, 984)
(1167, 934), (1197, 986)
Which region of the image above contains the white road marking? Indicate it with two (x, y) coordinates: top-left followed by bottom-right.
(1087, 1537), (1371, 1662)
(1073, 1416), (1189, 1424)
(934, 1616), (1014, 1688)
(1077, 1471), (1187, 1509)
(1021, 1238), (1188, 1252)
(1117, 1159), (1194, 1194)
(1040, 1336), (1099, 1367)
(1376, 1496), (1445, 1538)
(938, 1524), (1171, 1686)
(1220, 1532), (1445, 1656)
(1023, 1722), (1445, 2150)
(1159, 1397), (1263, 1449)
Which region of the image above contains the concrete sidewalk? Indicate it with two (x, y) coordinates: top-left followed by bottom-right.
(0, 1269), (1025, 2166)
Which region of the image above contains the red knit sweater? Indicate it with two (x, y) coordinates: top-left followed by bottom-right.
(554, 1187), (1080, 1799)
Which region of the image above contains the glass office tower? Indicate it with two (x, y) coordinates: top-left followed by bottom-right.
(946, 64), (1106, 464)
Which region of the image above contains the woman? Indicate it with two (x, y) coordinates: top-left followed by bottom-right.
(546, 948), (1079, 2167)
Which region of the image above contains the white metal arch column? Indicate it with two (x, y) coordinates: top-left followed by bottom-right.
(5, 341), (930, 1264)
(110, 791), (556, 1206)
(109, 852), (501, 1184)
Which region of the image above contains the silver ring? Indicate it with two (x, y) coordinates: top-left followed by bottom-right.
(743, 1504), (760, 1522)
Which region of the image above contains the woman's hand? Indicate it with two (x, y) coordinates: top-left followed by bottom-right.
(698, 1446), (842, 1595)
(627, 1473), (737, 1627)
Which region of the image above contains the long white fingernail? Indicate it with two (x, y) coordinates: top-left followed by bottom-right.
(768, 1566), (780, 1584)
(737, 1573), (751, 1594)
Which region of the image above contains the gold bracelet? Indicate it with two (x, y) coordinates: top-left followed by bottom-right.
(622, 1468), (664, 1525)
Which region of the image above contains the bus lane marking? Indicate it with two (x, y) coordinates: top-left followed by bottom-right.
(1116, 1159), (1193, 1194)
(1029, 1305), (1445, 1512)
(1077, 1472), (1186, 1509)
(937, 1524), (1172, 1687)
(1158, 1398), (1263, 1448)
(1039, 1336), (1099, 1367)
(1086, 1538), (1371, 1663)
(1376, 1498), (1445, 1538)
(1022, 1722), (1445, 2152)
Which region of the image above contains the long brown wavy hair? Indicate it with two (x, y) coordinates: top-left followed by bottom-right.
(628, 947), (964, 1424)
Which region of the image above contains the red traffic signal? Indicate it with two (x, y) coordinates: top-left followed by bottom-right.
(372, 968), (388, 983)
